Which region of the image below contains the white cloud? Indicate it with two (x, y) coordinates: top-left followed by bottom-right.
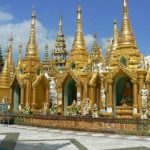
(0, 19), (54, 63)
(0, 10), (14, 23)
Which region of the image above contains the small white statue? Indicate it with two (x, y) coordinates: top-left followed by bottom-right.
(93, 63), (99, 72)
(2, 96), (5, 103)
(100, 84), (106, 110)
(92, 103), (99, 118)
(138, 55), (146, 69)
(19, 105), (22, 111)
(140, 84), (149, 108)
(140, 84), (149, 119)
(97, 63), (103, 73)
(141, 106), (149, 119)
(50, 100), (58, 114)
(82, 98), (91, 116)
(43, 102), (48, 115)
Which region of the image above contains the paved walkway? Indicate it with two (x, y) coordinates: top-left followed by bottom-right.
(0, 124), (150, 150)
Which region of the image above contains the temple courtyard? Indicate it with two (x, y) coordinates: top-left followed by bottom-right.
(0, 125), (149, 150)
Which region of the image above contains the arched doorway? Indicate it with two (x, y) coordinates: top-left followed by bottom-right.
(64, 78), (77, 115)
(114, 75), (133, 115)
(13, 84), (21, 112)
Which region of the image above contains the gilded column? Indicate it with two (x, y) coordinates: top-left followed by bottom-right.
(138, 75), (144, 112)
(90, 84), (96, 107)
(26, 80), (31, 107)
(105, 81), (108, 108)
(146, 81), (150, 111)
(132, 80), (138, 114)
(32, 88), (36, 109)
(107, 79), (113, 113)
(97, 85), (100, 108)
(9, 88), (13, 111)
(57, 86), (63, 114)
(83, 83), (88, 100)
(20, 85), (25, 109)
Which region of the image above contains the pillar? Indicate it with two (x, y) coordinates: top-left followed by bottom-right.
(9, 88), (13, 111)
(57, 86), (63, 114)
(90, 84), (96, 107)
(97, 85), (100, 108)
(107, 79), (113, 113)
(20, 86), (25, 109)
(83, 83), (88, 100)
(32, 88), (36, 109)
(138, 75), (144, 112)
(25, 80), (31, 107)
(146, 81), (150, 111)
(132, 80), (138, 114)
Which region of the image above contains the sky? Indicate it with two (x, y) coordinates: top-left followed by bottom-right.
(0, 0), (150, 64)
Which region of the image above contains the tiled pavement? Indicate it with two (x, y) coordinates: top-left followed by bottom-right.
(0, 124), (150, 150)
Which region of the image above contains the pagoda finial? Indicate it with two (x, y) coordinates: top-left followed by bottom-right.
(44, 43), (49, 61)
(59, 16), (63, 33)
(8, 33), (14, 75)
(26, 6), (38, 58)
(118, 0), (137, 48)
(77, 4), (82, 32)
(72, 4), (87, 51)
(94, 32), (97, 41)
(107, 38), (112, 51)
(17, 42), (22, 67)
(93, 32), (98, 47)
(112, 19), (119, 50)
(90, 32), (103, 64)
(123, 0), (127, 7)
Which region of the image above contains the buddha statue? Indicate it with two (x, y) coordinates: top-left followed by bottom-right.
(121, 81), (133, 106)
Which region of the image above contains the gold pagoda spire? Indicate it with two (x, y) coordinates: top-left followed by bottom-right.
(44, 43), (49, 61)
(52, 16), (68, 69)
(90, 32), (103, 64)
(17, 42), (22, 67)
(42, 42), (50, 70)
(8, 33), (13, 65)
(118, 0), (136, 48)
(26, 6), (38, 58)
(7, 33), (14, 77)
(0, 49), (10, 87)
(66, 4), (88, 69)
(105, 38), (112, 66)
(72, 4), (87, 51)
(112, 19), (119, 50)
(59, 16), (63, 34)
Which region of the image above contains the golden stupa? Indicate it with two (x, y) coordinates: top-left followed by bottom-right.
(0, 0), (149, 118)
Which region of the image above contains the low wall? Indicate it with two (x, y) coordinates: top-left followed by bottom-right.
(0, 114), (150, 136)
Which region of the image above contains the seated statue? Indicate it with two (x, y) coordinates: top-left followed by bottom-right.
(43, 102), (49, 115)
(67, 100), (81, 116)
(121, 81), (133, 106)
(82, 98), (91, 116)
(141, 106), (149, 119)
(50, 100), (58, 114)
(92, 103), (99, 118)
